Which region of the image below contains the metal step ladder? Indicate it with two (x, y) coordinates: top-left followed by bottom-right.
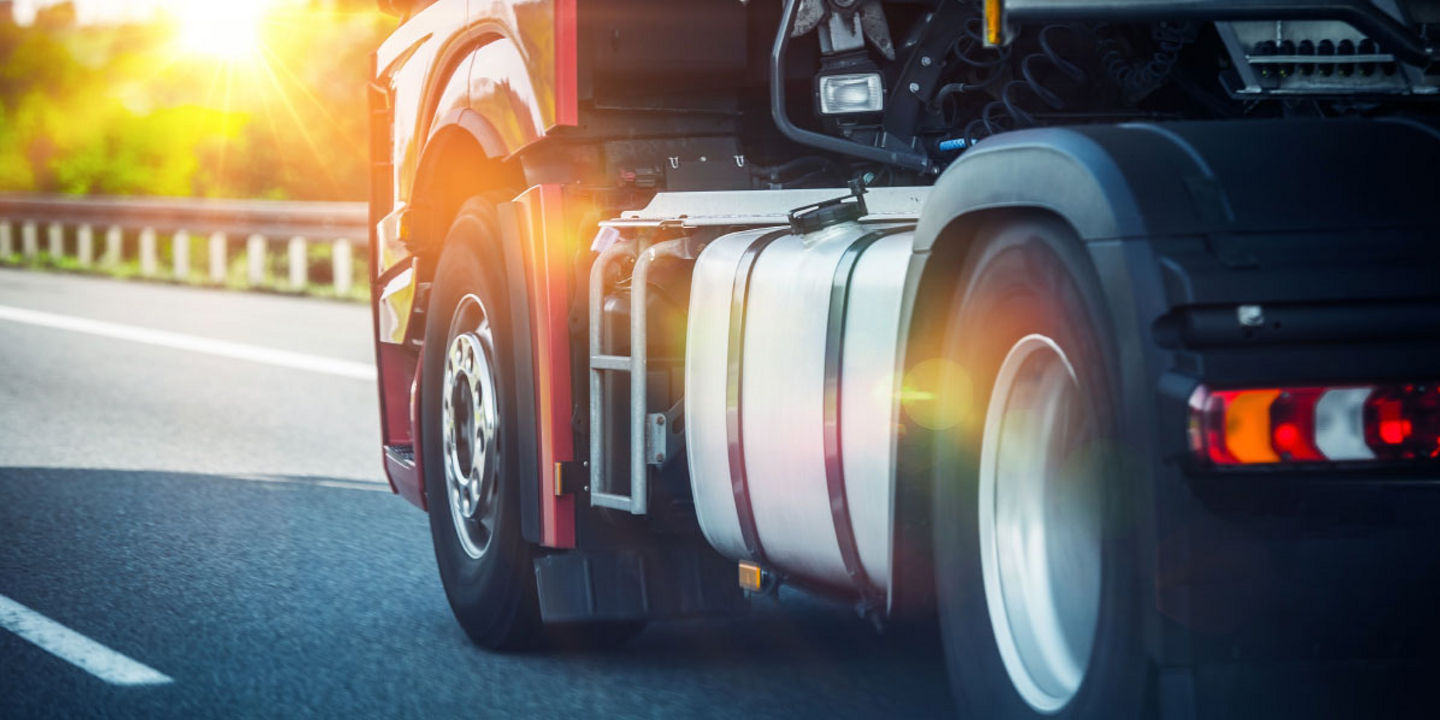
(586, 225), (695, 514)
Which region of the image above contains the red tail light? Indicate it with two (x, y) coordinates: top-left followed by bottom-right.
(1269, 388), (1325, 462)
(1364, 385), (1440, 460)
(1189, 383), (1440, 466)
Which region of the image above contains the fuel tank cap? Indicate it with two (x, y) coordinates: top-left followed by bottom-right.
(788, 179), (868, 235)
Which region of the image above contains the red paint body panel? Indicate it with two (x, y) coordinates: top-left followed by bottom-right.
(463, 37), (548, 157)
(377, 342), (418, 447)
(385, 448), (425, 509)
(509, 185), (578, 549)
(555, 0), (578, 127)
(403, 347), (429, 509)
(375, 0), (578, 276)
(464, 0), (576, 153)
(377, 341), (425, 509)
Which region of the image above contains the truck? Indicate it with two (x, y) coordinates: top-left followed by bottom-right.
(367, 0), (1440, 716)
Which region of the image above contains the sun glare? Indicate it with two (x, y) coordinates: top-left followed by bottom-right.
(172, 2), (275, 62)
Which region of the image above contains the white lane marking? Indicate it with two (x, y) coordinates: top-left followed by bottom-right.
(0, 304), (376, 381)
(0, 594), (173, 686)
(314, 480), (391, 492)
(230, 473), (391, 492)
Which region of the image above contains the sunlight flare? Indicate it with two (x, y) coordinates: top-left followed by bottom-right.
(171, 2), (276, 62)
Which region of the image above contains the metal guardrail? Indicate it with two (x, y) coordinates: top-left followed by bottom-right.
(0, 194), (369, 296)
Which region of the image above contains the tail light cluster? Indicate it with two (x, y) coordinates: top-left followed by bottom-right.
(1189, 383), (1440, 466)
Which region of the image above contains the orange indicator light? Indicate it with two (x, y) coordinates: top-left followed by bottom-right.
(984, 0), (1003, 46)
(1223, 389), (1282, 464)
(738, 562), (764, 592)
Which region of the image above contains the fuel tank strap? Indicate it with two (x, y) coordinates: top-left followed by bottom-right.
(824, 227), (909, 602)
(726, 229), (790, 564)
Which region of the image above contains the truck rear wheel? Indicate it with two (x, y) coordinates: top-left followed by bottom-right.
(421, 198), (543, 650)
(932, 214), (1150, 719)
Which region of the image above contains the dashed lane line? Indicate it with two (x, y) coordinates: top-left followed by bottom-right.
(230, 473), (392, 492)
(0, 593), (173, 686)
(0, 304), (376, 381)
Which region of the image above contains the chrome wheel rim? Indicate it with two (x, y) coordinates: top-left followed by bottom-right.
(978, 334), (1102, 714)
(441, 294), (501, 560)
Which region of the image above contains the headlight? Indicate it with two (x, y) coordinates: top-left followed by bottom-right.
(817, 72), (884, 115)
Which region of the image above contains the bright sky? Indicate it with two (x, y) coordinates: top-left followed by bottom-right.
(11, 1), (319, 63)
(12, 1), (317, 25)
(13, 1), (164, 25)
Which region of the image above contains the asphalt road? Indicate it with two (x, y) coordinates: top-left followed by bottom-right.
(0, 268), (954, 719)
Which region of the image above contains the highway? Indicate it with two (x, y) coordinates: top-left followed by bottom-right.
(0, 268), (954, 719)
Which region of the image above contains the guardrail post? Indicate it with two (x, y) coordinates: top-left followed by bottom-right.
(47, 222), (63, 260)
(173, 230), (190, 280)
(209, 232), (227, 283)
(103, 225), (122, 266)
(247, 234), (266, 287)
(77, 225), (94, 266)
(0, 198), (368, 292)
(22, 221), (38, 258)
(288, 236), (307, 290)
(139, 227), (157, 276)
(333, 238), (353, 296)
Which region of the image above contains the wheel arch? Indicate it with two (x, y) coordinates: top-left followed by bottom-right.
(891, 121), (1212, 650)
(892, 125), (1166, 624)
(912, 129), (1147, 255)
(407, 122), (546, 536)
(409, 115), (524, 258)
(892, 205), (1096, 622)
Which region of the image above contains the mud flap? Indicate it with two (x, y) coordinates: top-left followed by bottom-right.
(533, 545), (749, 623)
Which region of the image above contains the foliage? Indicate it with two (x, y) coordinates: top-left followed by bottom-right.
(0, 2), (394, 201)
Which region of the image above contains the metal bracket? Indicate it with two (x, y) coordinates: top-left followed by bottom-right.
(644, 413), (669, 466)
(554, 460), (587, 496)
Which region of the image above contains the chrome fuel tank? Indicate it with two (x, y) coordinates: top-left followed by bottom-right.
(684, 220), (914, 594)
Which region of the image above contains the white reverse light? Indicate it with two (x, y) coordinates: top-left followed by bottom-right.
(818, 73), (884, 115)
(1314, 387), (1377, 461)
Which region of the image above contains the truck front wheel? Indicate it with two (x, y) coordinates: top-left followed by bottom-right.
(932, 214), (1150, 718)
(420, 197), (543, 650)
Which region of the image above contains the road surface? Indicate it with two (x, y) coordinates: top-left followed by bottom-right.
(0, 268), (954, 719)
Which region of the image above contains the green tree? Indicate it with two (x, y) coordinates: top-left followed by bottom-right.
(0, 5), (393, 200)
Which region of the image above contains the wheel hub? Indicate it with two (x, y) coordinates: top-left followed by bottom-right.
(978, 334), (1103, 713)
(441, 295), (501, 560)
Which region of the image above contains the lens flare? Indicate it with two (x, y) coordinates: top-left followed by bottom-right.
(901, 358), (972, 431)
(172, 2), (275, 62)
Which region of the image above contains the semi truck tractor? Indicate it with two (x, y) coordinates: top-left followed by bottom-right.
(367, 0), (1440, 716)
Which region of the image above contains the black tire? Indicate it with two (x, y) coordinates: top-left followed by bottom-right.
(421, 197), (543, 650)
(932, 214), (1150, 719)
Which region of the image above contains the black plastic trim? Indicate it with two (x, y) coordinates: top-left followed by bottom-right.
(496, 203), (543, 544)
(533, 545), (748, 623)
(1154, 300), (1440, 350)
(1002, 0), (1436, 66)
